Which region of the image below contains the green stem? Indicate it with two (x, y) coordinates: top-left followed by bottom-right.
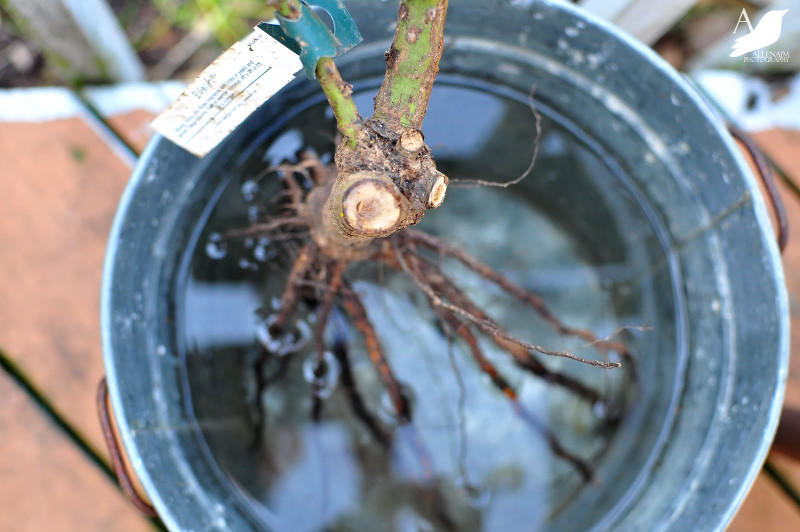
(267, 0), (302, 19)
(268, 0), (363, 145)
(372, 0), (449, 131)
(316, 57), (362, 145)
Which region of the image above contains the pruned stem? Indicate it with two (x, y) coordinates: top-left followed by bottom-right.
(372, 0), (449, 130)
(265, 0), (452, 249)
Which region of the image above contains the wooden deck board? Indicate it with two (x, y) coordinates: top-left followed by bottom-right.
(0, 114), (132, 457)
(729, 469), (800, 532)
(0, 370), (151, 531)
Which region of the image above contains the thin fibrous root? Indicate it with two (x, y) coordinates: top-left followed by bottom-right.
(438, 308), (594, 481)
(513, 401), (595, 482)
(270, 242), (318, 334)
(393, 240), (619, 369)
(252, 158), (321, 209)
(298, 148), (329, 185)
(249, 348), (291, 451)
(424, 253), (602, 394)
(411, 249), (607, 402)
(449, 86), (541, 190)
(308, 261), (345, 421)
(405, 229), (633, 364)
(330, 340), (391, 447)
(254, 158), (322, 183)
(220, 216), (307, 241)
(386, 236), (618, 388)
(339, 284), (456, 531)
(340, 283), (411, 422)
(313, 260), (346, 360)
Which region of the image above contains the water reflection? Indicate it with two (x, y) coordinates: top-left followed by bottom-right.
(181, 83), (660, 531)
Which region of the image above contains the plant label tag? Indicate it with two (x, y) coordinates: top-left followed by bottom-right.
(151, 27), (303, 157)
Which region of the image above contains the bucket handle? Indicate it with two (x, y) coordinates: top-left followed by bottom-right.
(96, 377), (158, 517)
(728, 126), (789, 252)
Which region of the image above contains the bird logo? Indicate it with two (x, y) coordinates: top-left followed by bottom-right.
(730, 9), (789, 57)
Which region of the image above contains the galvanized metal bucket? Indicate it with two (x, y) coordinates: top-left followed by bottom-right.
(102, 1), (789, 530)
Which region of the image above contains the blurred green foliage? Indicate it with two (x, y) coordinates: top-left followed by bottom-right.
(122, 0), (275, 51)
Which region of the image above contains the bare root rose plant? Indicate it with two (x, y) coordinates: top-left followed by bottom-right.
(234, 0), (635, 523)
